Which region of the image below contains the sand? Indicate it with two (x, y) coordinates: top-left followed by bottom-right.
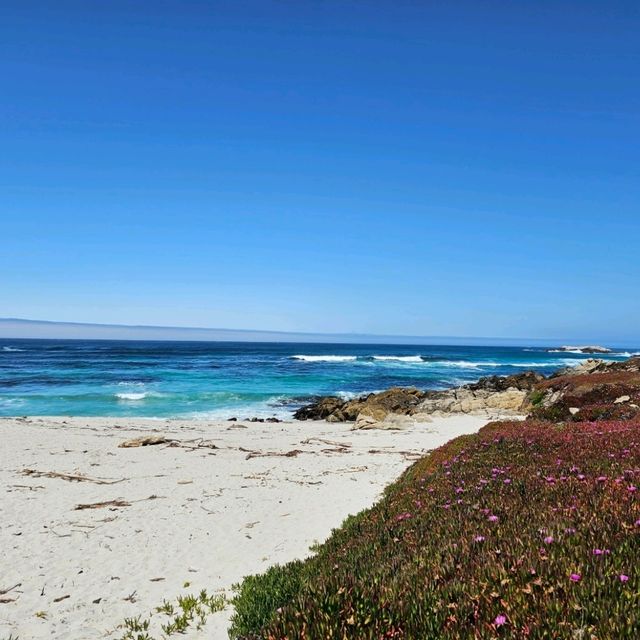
(0, 414), (488, 639)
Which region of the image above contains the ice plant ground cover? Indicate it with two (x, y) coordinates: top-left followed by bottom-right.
(230, 419), (640, 639)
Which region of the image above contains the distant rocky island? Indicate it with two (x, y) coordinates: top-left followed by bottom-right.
(548, 345), (612, 354)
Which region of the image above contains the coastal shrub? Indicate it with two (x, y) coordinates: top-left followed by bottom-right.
(528, 389), (545, 406)
(230, 418), (640, 639)
(229, 560), (307, 638)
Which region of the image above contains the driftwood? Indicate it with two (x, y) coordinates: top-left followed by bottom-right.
(21, 469), (126, 485)
(0, 583), (20, 596)
(238, 447), (304, 460)
(118, 435), (172, 448)
(168, 439), (219, 451)
(301, 437), (351, 448)
(53, 594), (70, 603)
(74, 499), (131, 511)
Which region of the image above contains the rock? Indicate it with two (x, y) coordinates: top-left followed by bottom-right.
(416, 387), (527, 417)
(467, 371), (545, 392)
(294, 387), (425, 426)
(293, 396), (345, 421)
(551, 359), (605, 377)
(353, 406), (387, 429)
(549, 345), (612, 354)
(569, 407), (580, 415)
(614, 395), (631, 404)
(354, 413), (414, 430)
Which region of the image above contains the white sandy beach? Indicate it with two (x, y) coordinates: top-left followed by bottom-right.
(0, 414), (488, 639)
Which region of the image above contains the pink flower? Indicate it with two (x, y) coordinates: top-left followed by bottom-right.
(474, 535), (485, 543)
(570, 573), (581, 582)
(488, 514), (499, 522)
(593, 548), (610, 556)
(494, 614), (507, 626)
(543, 536), (554, 544)
(395, 512), (412, 522)
(596, 476), (608, 483)
(628, 485), (637, 493)
(620, 574), (629, 582)
(503, 479), (511, 484)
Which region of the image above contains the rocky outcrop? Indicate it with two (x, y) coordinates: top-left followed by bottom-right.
(526, 357), (640, 422)
(294, 359), (640, 429)
(294, 372), (543, 428)
(415, 387), (528, 417)
(294, 387), (426, 425)
(466, 371), (545, 392)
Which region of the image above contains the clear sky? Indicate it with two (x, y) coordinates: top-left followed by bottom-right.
(1, 1), (639, 344)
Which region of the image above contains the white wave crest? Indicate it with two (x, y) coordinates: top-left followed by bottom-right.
(372, 355), (424, 363)
(116, 392), (149, 401)
(2, 346), (25, 352)
(433, 360), (500, 369)
(291, 355), (357, 362)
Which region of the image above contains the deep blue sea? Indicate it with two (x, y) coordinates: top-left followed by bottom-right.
(0, 340), (638, 419)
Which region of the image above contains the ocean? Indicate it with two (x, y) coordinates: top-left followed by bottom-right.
(0, 339), (637, 419)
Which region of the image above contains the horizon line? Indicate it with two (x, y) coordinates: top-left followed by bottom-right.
(0, 317), (630, 348)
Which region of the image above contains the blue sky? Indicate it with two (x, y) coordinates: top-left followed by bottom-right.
(1, 1), (639, 343)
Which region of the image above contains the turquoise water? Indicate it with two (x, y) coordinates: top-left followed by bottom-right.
(0, 340), (637, 419)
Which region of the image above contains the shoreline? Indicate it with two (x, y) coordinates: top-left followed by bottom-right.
(0, 413), (490, 639)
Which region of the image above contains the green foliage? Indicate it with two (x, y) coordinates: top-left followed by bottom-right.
(119, 616), (151, 640)
(119, 589), (225, 639)
(230, 419), (640, 639)
(229, 560), (307, 638)
(528, 389), (546, 406)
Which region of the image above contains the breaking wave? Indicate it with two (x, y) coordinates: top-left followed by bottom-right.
(291, 355), (357, 362)
(372, 355), (424, 363)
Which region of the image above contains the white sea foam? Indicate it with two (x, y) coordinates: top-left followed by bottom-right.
(432, 360), (500, 369)
(336, 390), (358, 400)
(372, 355), (424, 363)
(2, 346), (25, 352)
(291, 355), (357, 362)
(547, 349), (587, 355)
(116, 392), (149, 401)
(429, 360), (581, 369)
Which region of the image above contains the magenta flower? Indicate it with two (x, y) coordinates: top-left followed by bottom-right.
(596, 476), (608, 483)
(543, 536), (554, 544)
(474, 535), (485, 543)
(570, 573), (581, 582)
(395, 512), (412, 522)
(628, 485), (637, 493)
(488, 514), (499, 522)
(620, 574), (629, 582)
(494, 614), (507, 626)
(593, 548), (610, 556)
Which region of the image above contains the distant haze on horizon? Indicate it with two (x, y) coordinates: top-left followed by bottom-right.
(2, 2), (638, 343)
(0, 318), (636, 349)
